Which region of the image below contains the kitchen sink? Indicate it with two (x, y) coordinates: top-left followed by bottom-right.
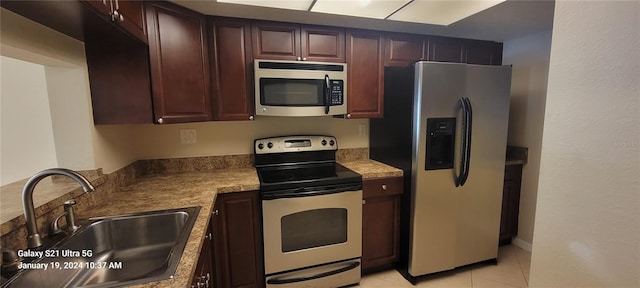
(2, 206), (201, 288)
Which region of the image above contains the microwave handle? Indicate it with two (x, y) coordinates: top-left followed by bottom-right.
(324, 74), (330, 114)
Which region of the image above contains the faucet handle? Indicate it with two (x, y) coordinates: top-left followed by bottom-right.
(64, 200), (76, 208)
(64, 200), (80, 232)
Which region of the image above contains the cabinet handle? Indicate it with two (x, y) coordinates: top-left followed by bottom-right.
(249, 115), (254, 120)
(118, 12), (124, 22)
(302, 57), (307, 61)
(362, 200), (366, 205)
(111, 10), (120, 22)
(157, 118), (164, 124)
(296, 57), (302, 61)
(346, 113), (352, 119)
(382, 184), (387, 191)
(205, 232), (212, 240)
(213, 209), (219, 216)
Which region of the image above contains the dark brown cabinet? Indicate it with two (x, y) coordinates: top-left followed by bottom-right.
(427, 36), (464, 63)
(192, 219), (214, 288)
(146, 1), (212, 124)
(346, 29), (385, 119)
(464, 39), (503, 65)
(362, 176), (403, 273)
(384, 33), (425, 67)
(212, 191), (264, 288)
(82, 0), (147, 43)
(210, 17), (255, 121)
(500, 164), (523, 245)
(252, 21), (345, 62)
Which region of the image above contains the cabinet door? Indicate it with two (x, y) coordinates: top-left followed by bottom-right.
(362, 195), (401, 272)
(362, 177), (403, 273)
(427, 36), (464, 63)
(301, 25), (345, 62)
(346, 29), (385, 118)
(114, 0), (147, 42)
(146, 2), (212, 124)
(85, 14), (153, 125)
(210, 18), (255, 121)
(384, 33), (425, 67)
(252, 21), (300, 60)
(499, 164), (523, 245)
(83, 0), (111, 15)
(213, 191), (264, 288)
(192, 220), (213, 288)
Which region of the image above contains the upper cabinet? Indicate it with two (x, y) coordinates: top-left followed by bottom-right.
(384, 33), (426, 67)
(210, 17), (255, 121)
(252, 21), (345, 62)
(427, 36), (465, 63)
(346, 29), (385, 119)
(464, 39), (503, 65)
(145, 1), (212, 124)
(82, 0), (147, 43)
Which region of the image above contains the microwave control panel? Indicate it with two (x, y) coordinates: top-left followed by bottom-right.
(330, 80), (344, 105)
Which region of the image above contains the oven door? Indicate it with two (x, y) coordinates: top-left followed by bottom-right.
(262, 188), (362, 275)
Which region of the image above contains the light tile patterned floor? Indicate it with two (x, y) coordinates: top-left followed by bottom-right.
(358, 245), (531, 288)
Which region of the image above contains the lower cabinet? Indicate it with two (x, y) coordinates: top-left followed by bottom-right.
(500, 164), (523, 245)
(211, 191), (264, 288)
(362, 176), (403, 274)
(192, 220), (214, 288)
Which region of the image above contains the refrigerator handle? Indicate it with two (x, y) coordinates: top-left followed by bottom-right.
(455, 97), (468, 187)
(460, 97), (473, 186)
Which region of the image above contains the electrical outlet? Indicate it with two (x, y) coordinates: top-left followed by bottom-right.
(358, 124), (368, 136)
(180, 129), (197, 144)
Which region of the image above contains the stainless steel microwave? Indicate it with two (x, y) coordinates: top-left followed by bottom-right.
(254, 60), (347, 117)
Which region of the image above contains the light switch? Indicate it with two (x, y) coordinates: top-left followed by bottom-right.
(180, 129), (197, 144)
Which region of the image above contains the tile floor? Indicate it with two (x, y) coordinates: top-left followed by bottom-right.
(358, 245), (531, 288)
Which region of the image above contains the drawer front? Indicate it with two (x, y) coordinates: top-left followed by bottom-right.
(363, 177), (403, 198)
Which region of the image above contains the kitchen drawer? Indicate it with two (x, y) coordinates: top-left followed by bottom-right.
(363, 176), (403, 198)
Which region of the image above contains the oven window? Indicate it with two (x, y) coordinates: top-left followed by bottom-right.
(261, 78), (324, 106)
(281, 208), (347, 252)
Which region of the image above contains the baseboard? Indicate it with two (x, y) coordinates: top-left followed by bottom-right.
(512, 237), (533, 252)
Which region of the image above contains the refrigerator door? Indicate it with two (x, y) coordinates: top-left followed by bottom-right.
(455, 64), (511, 268)
(408, 62), (511, 276)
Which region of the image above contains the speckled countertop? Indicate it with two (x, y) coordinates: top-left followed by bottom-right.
(72, 159), (400, 288)
(339, 159), (403, 179)
(77, 168), (259, 288)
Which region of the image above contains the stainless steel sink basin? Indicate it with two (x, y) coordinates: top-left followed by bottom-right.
(3, 206), (201, 288)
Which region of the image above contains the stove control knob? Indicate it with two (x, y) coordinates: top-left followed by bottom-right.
(321, 139), (327, 146)
(267, 142), (273, 149)
(258, 143), (264, 150)
(329, 140), (335, 146)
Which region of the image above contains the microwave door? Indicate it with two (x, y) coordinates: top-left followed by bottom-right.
(324, 75), (330, 114)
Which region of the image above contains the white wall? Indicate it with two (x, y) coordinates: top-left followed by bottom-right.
(502, 30), (553, 249)
(0, 56), (58, 185)
(530, 1), (639, 287)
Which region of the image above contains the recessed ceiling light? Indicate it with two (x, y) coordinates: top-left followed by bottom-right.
(216, 0), (314, 11)
(388, 0), (506, 25)
(311, 0), (411, 19)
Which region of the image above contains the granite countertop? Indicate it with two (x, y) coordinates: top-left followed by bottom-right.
(77, 168), (259, 288)
(37, 159), (400, 287)
(339, 159), (403, 179)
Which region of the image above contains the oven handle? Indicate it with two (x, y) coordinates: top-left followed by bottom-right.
(261, 184), (362, 200)
(266, 261), (360, 285)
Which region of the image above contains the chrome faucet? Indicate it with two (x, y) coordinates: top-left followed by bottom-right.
(21, 168), (95, 248)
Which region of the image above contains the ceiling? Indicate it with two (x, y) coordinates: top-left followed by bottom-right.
(169, 0), (555, 42)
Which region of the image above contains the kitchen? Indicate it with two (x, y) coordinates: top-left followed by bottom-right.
(1, 1), (638, 288)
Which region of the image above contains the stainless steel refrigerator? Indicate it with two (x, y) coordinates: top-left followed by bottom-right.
(370, 61), (511, 282)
